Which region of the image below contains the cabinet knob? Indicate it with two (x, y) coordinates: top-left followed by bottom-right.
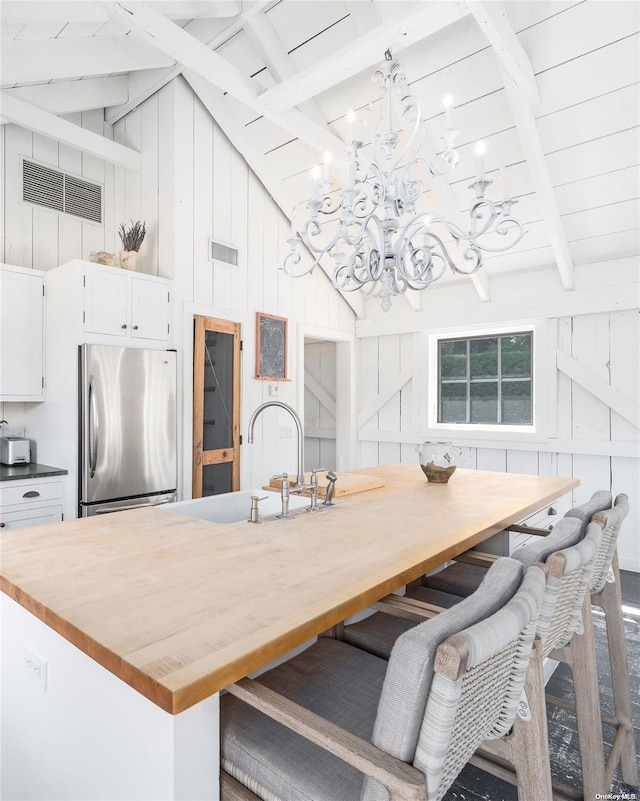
(121, 324), (128, 329)
(133, 325), (139, 330)
(23, 490), (40, 498)
(0, 522), (5, 528)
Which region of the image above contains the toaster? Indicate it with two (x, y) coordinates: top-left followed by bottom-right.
(0, 437), (30, 465)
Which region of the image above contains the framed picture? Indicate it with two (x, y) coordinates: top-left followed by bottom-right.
(256, 312), (288, 381)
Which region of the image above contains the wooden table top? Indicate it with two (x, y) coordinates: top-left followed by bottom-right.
(0, 465), (578, 714)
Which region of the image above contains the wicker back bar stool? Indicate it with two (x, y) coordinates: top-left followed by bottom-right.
(342, 516), (608, 801)
(429, 492), (637, 791)
(563, 494), (637, 789)
(219, 561), (547, 801)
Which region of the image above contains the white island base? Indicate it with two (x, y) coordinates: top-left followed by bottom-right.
(1, 594), (219, 801)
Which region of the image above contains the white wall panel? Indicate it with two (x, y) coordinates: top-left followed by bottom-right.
(356, 306), (639, 570)
(1, 111), (119, 271)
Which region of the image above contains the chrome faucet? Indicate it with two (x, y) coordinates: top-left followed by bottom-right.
(247, 401), (305, 490)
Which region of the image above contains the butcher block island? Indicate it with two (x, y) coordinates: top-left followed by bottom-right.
(1, 465), (578, 800)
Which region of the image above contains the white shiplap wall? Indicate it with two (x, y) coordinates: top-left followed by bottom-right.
(1, 110), (117, 270)
(356, 299), (640, 571)
(111, 77), (356, 495)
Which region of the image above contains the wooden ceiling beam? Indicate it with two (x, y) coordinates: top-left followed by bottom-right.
(0, 92), (141, 170)
(99, 1), (258, 105)
(467, 1), (540, 107)
(256, 1), (469, 114)
(105, 2), (271, 124)
(467, 2), (574, 290)
(502, 69), (574, 290)
(243, 9), (325, 126)
(183, 72), (364, 319)
(0, 35), (173, 86)
(4, 76), (129, 116)
(100, 1), (344, 157)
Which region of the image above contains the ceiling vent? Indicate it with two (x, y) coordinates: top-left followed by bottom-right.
(208, 237), (239, 267)
(22, 158), (103, 224)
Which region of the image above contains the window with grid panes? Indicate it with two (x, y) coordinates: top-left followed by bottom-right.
(438, 332), (532, 425)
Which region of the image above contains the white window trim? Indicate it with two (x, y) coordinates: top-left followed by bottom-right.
(418, 320), (549, 443)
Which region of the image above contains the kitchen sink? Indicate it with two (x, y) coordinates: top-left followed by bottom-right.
(163, 489), (308, 523)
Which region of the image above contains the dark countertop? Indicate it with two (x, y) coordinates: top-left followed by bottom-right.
(0, 463), (68, 482)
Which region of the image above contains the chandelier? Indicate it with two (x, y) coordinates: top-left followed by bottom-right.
(283, 51), (525, 312)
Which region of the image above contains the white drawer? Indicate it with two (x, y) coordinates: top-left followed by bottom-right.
(0, 479), (64, 507)
(0, 505), (63, 530)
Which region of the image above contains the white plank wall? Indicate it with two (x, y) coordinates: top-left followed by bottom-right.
(356, 309), (640, 571)
(2, 112), (117, 269)
(108, 77), (355, 495)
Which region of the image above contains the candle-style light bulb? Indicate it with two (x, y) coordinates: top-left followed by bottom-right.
(474, 140), (486, 182)
(443, 93), (454, 130)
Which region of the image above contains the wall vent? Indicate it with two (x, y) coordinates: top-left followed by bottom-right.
(208, 237), (239, 267)
(22, 158), (103, 224)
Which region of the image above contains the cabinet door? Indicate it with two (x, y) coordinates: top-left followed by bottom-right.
(130, 276), (170, 341)
(0, 505), (63, 531)
(84, 266), (129, 336)
(0, 267), (44, 401)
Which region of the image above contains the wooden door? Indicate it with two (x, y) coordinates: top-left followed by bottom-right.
(193, 316), (241, 498)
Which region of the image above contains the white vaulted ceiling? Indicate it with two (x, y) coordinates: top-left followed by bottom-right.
(1, 0), (638, 317)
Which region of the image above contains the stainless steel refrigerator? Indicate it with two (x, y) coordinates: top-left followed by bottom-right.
(79, 344), (177, 516)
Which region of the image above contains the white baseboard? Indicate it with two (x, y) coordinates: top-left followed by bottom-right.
(619, 556), (640, 573)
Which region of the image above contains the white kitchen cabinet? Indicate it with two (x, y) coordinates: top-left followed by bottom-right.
(83, 264), (171, 342)
(0, 477), (64, 531)
(0, 264), (45, 401)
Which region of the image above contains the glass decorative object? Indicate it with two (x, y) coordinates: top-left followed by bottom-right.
(416, 441), (461, 483)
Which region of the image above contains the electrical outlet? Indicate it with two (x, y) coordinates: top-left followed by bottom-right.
(268, 384), (280, 396)
(23, 647), (47, 690)
(279, 426), (293, 438)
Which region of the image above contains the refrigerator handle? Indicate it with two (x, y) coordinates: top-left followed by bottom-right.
(89, 375), (98, 478)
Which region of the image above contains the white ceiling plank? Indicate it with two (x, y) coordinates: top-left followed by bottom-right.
(4, 76), (129, 116)
(257, 1), (469, 114)
(502, 69), (575, 290)
(468, 1), (541, 107)
(184, 71), (364, 319)
(344, 0), (382, 35)
(0, 0), (241, 24)
(0, 35), (174, 86)
(101, 1), (344, 157)
(0, 92), (141, 170)
(99, 1), (259, 105)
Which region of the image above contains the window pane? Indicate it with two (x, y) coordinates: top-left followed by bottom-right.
(470, 381), (497, 423)
(501, 334), (532, 378)
(202, 462), (233, 497)
(470, 338), (497, 379)
(502, 381), (532, 424)
(440, 382), (467, 422)
(439, 340), (467, 379)
(203, 330), (234, 451)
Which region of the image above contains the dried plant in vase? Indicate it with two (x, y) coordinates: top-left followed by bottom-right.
(118, 220), (146, 270)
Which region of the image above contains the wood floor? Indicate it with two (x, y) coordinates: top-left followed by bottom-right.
(444, 570), (640, 801)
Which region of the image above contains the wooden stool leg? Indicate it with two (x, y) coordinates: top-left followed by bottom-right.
(560, 594), (608, 798)
(512, 640), (553, 801)
(592, 553), (639, 788)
